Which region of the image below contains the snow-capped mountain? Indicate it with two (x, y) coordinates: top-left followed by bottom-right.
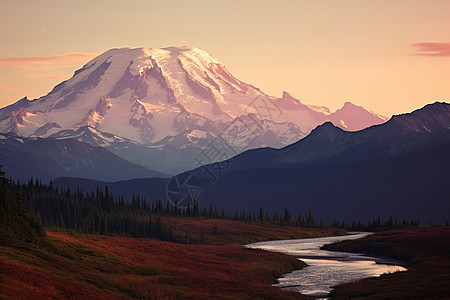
(0, 46), (388, 174)
(272, 91), (389, 132)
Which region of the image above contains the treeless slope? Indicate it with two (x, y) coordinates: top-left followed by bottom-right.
(0, 220), (344, 299)
(162, 217), (345, 246)
(1, 231), (306, 299)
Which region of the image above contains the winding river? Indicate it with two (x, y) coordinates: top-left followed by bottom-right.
(245, 233), (407, 298)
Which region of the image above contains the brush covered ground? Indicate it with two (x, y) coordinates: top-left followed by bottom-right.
(0, 216), (344, 299)
(163, 217), (345, 245)
(323, 226), (450, 299)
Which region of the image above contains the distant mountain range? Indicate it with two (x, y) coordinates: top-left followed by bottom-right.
(218, 101), (450, 170)
(0, 46), (387, 174)
(0, 133), (167, 182)
(1, 46), (446, 223)
(190, 102), (450, 223)
(55, 102), (450, 223)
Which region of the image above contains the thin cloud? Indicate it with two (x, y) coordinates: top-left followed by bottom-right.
(0, 53), (98, 87)
(0, 96), (14, 103)
(0, 85), (23, 92)
(14, 64), (82, 72)
(27, 73), (68, 80)
(411, 41), (450, 57)
(0, 53), (98, 66)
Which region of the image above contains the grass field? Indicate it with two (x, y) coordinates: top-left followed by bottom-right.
(0, 218), (344, 299)
(163, 217), (345, 245)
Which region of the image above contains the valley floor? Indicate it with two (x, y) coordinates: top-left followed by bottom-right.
(0, 218), (344, 299)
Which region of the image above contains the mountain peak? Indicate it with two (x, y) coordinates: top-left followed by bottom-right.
(296, 121), (346, 143)
(275, 91), (306, 110)
(1, 46), (265, 143)
(412, 101), (449, 115)
(0, 46), (390, 174)
(311, 121), (343, 134)
(330, 102), (388, 131)
(96, 46), (222, 65)
(339, 101), (363, 111)
(389, 101), (450, 133)
(282, 91), (297, 100)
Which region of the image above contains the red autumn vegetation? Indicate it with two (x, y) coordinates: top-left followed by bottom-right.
(0, 217), (344, 299)
(323, 226), (450, 299)
(162, 216), (345, 245)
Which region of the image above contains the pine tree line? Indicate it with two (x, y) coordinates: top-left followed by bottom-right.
(0, 167), (46, 248)
(11, 179), (325, 237)
(11, 179), (187, 242)
(329, 215), (420, 231)
(9, 178), (423, 242)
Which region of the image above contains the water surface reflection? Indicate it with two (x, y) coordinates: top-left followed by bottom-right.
(246, 233), (406, 298)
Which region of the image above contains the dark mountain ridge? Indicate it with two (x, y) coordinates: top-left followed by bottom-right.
(0, 133), (167, 182)
(52, 102), (450, 223)
(224, 102), (450, 170)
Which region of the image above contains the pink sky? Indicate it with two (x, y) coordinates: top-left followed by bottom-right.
(0, 0), (449, 116)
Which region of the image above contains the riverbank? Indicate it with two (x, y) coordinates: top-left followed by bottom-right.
(322, 226), (450, 299)
(246, 233), (406, 298)
(0, 218), (345, 299)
